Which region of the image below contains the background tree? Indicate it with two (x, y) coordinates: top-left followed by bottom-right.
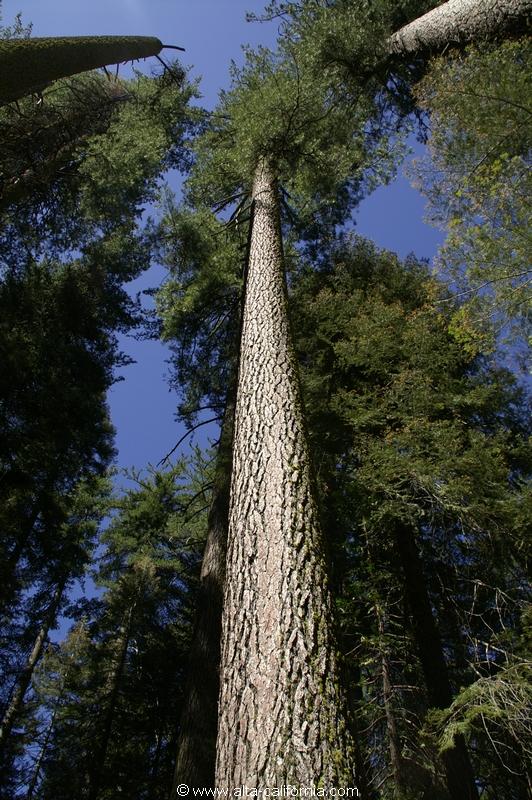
(0, 34), (167, 105)
(410, 37), (531, 347)
(0, 58), (196, 606)
(27, 465), (209, 800)
(0, 475), (110, 795)
(155, 202), (243, 790)
(0, 47), (198, 797)
(289, 233), (531, 798)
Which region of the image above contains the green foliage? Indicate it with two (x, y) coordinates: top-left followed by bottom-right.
(0, 74), (129, 215)
(0, 62), (197, 252)
(156, 199), (243, 420)
(411, 38), (532, 345)
(426, 658), (532, 795)
(78, 66), (197, 223)
(0, 257), (120, 609)
(250, 0), (440, 135)
(290, 234), (531, 796)
(31, 464), (210, 800)
(187, 38), (400, 220)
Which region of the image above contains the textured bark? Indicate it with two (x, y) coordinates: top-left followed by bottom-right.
(0, 578), (65, 753)
(394, 523), (479, 800)
(0, 35), (163, 105)
(170, 393), (236, 793)
(215, 159), (356, 788)
(389, 0), (531, 56)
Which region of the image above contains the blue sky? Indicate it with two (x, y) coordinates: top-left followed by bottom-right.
(2, 0), (444, 473)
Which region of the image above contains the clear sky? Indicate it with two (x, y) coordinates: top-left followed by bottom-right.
(2, 0), (444, 473)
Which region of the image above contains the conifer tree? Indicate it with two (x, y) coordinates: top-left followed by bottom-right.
(0, 34), (165, 105)
(156, 205), (243, 790)
(31, 466), (209, 800)
(0, 475), (110, 792)
(290, 233), (531, 798)
(169, 25), (401, 782)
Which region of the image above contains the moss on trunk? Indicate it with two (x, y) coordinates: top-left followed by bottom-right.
(0, 35), (163, 105)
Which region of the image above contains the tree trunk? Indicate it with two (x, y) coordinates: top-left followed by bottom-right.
(170, 393), (236, 793)
(0, 35), (163, 105)
(87, 600), (135, 800)
(376, 606), (409, 799)
(26, 710), (56, 800)
(0, 577), (65, 753)
(346, 670), (374, 800)
(215, 158), (356, 788)
(389, 0), (531, 56)
(394, 523), (479, 800)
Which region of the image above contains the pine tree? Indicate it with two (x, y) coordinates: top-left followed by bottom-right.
(0, 34), (164, 105)
(33, 465), (208, 800)
(290, 233), (531, 798)
(169, 20), (404, 779)
(0, 475), (110, 793)
(156, 202), (244, 790)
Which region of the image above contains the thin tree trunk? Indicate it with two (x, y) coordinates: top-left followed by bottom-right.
(0, 35), (163, 105)
(26, 710), (56, 800)
(170, 392), (236, 793)
(394, 523), (479, 800)
(87, 600), (135, 800)
(0, 577), (65, 753)
(215, 158), (356, 787)
(346, 668), (374, 800)
(376, 606), (408, 799)
(389, 0), (531, 56)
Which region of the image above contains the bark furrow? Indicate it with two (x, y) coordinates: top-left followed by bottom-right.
(215, 159), (356, 788)
(389, 0), (531, 56)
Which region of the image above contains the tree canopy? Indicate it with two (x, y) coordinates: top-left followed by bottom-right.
(0, 1), (530, 797)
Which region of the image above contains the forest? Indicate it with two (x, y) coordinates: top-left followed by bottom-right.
(0, 0), (530, 798)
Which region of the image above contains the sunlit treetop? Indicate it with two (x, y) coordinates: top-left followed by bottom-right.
(187, 37), (404, 230)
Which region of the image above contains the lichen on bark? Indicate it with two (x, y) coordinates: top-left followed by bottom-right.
(0, 35), (163, 105)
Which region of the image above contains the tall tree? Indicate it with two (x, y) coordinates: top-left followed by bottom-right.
(156, 205), (243, 791)
(216, 157), (357, 785)
(0, 34), (166, 104)
(180, 27), (401, 781)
